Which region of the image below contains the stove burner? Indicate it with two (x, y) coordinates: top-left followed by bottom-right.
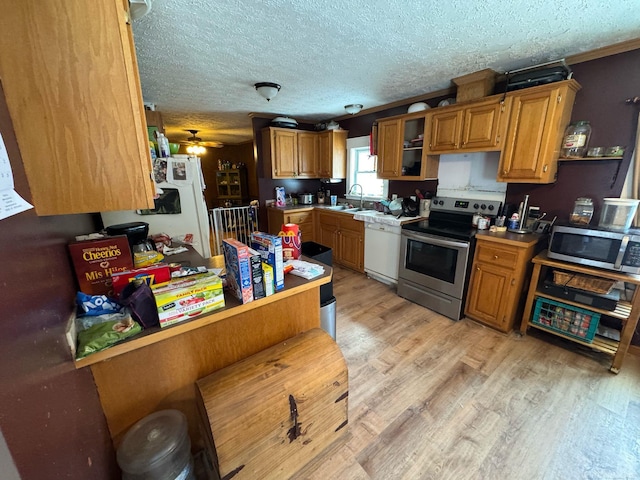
(402, 196), (503, 241)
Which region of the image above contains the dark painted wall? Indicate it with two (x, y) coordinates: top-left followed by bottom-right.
(0, 85), (118, 478)
(506, 50), (640, 224)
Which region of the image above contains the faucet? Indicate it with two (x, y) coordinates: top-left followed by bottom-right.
(348, 184), (364, 210)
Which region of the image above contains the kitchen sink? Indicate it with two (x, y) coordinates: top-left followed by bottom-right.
(324, 205), (349, 210)
(343, 207), (375, 213)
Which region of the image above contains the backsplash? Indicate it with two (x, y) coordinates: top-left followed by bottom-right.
(436, 151), (506, 202)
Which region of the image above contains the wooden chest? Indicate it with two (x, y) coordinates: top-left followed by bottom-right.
(196, 328), (348, 479)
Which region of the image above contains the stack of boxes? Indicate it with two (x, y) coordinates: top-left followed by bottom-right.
(222, 232), (285, 303)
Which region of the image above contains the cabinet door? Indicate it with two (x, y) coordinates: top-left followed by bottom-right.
(377, 118), (402, 178)
(267, 209), (285, 235)
(287, 211), (314, 243)
(465, 262), (515, 331)
(318, 130), (347, 179)
(427, 108), (463, 152)
(297, 132), (319, 178)
(498, 81), (579, 183)
(337, 216), (364, 272)
(461, 100), (506, 150)
(317, 222), (337, 252)
(318, 132), (332, 178)
(271, 129), (298, 178)
(0, 0), (154, 215)
(338, 229), (364, 272)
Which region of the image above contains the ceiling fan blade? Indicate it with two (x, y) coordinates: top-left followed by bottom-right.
(201, 141), (224, 148)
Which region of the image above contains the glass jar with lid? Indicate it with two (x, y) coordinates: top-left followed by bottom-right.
(561, 121), (592, 159)
(570, 197), (594, 225)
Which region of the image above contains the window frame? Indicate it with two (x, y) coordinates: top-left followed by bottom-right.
(346, 136), (388, 202)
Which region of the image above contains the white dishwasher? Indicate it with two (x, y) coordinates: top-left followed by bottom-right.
(364, 222), (402, 285)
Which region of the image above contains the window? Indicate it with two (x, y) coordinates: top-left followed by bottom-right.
(346, 136), (388, 200)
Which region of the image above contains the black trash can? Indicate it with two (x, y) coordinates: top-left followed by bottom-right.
(302, 241), (336, 340)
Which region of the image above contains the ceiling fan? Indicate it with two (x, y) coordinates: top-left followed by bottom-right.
(180, 129), (224, 153)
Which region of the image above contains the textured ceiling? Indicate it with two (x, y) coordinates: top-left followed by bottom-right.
(132, 0), (640, 146)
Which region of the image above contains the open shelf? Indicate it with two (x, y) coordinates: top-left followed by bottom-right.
(533, 291), (632, 321)
(558, 156), (623, 162)
(527, 322), (619, 355)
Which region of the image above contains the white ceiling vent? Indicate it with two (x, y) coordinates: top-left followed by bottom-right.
(129, 0), (152, 21)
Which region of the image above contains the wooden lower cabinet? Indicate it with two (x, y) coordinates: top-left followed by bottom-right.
(465, 233), (543, 333)
(315, 211), (364, 273)
(267, 207), (315, 242)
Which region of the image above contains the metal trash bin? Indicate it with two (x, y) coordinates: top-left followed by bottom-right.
(302, 242), (336, 339)
(320, 297), (337, 340)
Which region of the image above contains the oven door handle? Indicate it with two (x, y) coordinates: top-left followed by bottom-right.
(402, 231), (470, 250)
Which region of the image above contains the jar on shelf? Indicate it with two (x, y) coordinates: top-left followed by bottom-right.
(570, 197), (594, 225)
(561, 121), (592, 159)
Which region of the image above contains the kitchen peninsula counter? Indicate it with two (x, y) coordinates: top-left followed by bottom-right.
(78, 249), (332, 448)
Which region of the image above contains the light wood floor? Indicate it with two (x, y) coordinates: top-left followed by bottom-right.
(296, 266), (640, 480)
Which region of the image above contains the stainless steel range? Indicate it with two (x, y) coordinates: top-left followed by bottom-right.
(397, 196), (502, 320)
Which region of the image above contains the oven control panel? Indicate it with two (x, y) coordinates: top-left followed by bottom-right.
(431, 197), (503, 216)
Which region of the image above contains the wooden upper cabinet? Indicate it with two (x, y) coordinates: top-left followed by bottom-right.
(377, 112), (438, 181)
(0, 0), (155, 215)
(427, 109), (464, 152)
(426, 97), (508, 154)
(263, 127), (298, 178)
(263, 127), (347, 179)
(376, 118), (402, 178)
(297, 132), (319, 178)
(318, 130), (347, 178)
(498, 79), (581, 183)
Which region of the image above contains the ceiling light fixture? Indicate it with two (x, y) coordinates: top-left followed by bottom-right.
(344, 104), (363, 115)
(254, 82), (281, 102)
(186, 145), (206, 155)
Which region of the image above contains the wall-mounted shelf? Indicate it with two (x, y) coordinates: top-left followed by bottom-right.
(557, 156), (624, 188)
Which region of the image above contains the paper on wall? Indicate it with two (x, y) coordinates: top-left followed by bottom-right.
(0, 132), (33, 220)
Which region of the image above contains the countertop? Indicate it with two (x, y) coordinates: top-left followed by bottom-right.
(475, 229), (548, 247)
(267, 203), (425, 226)
(73, 248), (331, 368)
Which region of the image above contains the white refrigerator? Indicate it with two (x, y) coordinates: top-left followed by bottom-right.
(101, 155), (211, 258)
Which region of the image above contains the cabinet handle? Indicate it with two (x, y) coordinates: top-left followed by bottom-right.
(494, 255), (499, 259)
(496, 135), (500, 143)
(500, 102), (505, 112)
(476, 266), (480, 271)
(503, 170), (508, 175)
(543, 165), (548, 172)
(557, 94), (562, 103)
(511, 279), (515, 286)
(429, 143), (432, 148)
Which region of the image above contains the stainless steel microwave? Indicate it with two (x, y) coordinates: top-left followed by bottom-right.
(548, 224), (640, 274)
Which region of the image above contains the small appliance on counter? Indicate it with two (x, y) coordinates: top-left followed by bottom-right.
(106, 221), (154, 253)
(298, 193), (314, 205)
